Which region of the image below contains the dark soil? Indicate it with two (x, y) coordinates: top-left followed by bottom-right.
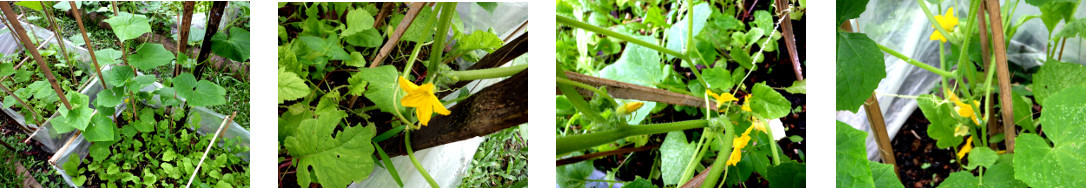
(891, 109), (960, 188)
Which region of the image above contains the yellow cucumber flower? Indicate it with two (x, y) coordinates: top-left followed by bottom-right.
(741, 94), (753, 112)
(946, 89), (960, 103)
(957, 136), (973, 160)
(954, 100), (981, 125)
(750, 117), (767, 133)
(618, 101), (644, 115)
(727, 125), (757, 166)
(398, 76), (451, 126)
(706, 89), (738, 111)
(953, 123), (970, 137)
(930, 7), (959, 43)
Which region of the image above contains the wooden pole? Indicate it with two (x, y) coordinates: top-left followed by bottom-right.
(369, 3), (425, 67)
(175, 1), (194, 77)
(984, 0), (1017, 153)
(775, 0), (803, 81)
(40, 2), (75, 75)
(1, 3), (72, 110)
(863, 93), (897, 172)
(69, 1), (109, 90)
(194, 1), (227, 78)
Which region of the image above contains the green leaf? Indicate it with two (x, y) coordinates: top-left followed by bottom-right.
(1014, 85), (1086, 187)
(128, 43), (175, 71)
(53, 93), (93, 133)
(664, 2), (709, 59)
(84, 113), (116, 142)
(1032, 60), (1086, 104)
(599, 35), (664, 87)
(210, 27), (251, 62)
(1039, 2), (1077, 33)
(660, 131), (697, 185)
(95, 48), (124, 66)
(0, 62), (13, 78)
(766, 161), (806, 188)
(347, 72), (368, 96)
(750, 83), (792, 120)
(556, 153), (593, 188)
(938, 171), (979, 188)
(869, 161), (903, 188)
(89, 142), (110, 162)
(967, 147), (998, 169)
(984, 154), (1028, 187)
(53, 1), (82, 12)
(170, 72), (225, 106)
(1011, 90), (1036, 132)
(163, 150), (176, 162)
(103, 66), (134, 87)
(103, 12), (151, 42)
(344, 52), (367, 67)
(14, 1), (43, 11)
(456, 31), (504, 53)
(299, 35), (352, 61)
(95, 87), (124, 108)
(837, 0), (870, 25)
(703, 65), (733, 91)
(278, 68), (309, 104)
(359, 65), (405, 114)
(343, 9), (375, 37)
(917, 94), (962, 148)
(837, 121), (875, 188)
(402, 7), (434, 42)
(476, 2), (497, 14)
(64, 154), (81, 176)
(836, 32), (885, 112)
(284, 110), (376, 188)
(1055, 18), (1086, 39)
(342, 27), (383, 48)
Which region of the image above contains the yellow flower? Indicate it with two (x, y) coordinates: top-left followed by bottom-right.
(954, 100), (981, 125)
(750, 117), (767, 133)
(618, 101), (644, 115)
(945, 89), (960, 103)
(398, 76), (451, 126)
(741, 94), (753, 112)
(953, 123), (970, 137)
(706, 89), (738, 111)
(929, 7), (959, 43)
(727, 125), (757, 166)
(957, 136), (973, 160)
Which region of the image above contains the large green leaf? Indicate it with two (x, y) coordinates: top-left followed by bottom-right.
(299, 35), (352, 61)
(128, 43), (175, 71)
(664, 2), (710, 59)
(84, 113), (116, 142)
(837, 0), (870, 25)
(0, 62), (14, 78)
(52, 93), (93, 133)
(95, 48), (124, 66)
(917, 94), (963, 148)
(1014, 85), (1086, 187)
(103, 66), (134, 87)
(284, 110), (376, 188)
(210, 27), (251, 62)
(599, 35), (663, 125)
(837, 121), (903, 187)
(360, 65), (405, 114)
(13, 1), (42, 11)
(836, 32), (885, 112)
(172, 73), (225, 106)
(342, 28), (382, 48)
(765, 161), (806, 188)
(660, 131), (697, 185)
(938, 171), (979, 188)
(342, 8), (375, 37)
(277, 68), (309, 104)
(456, 30), (503, 53)
(702, 65), (733, 91)
(1055, 18), (1086, 39)
(1039, 2), (1077, 33)
(1032, 60), (1086, 104)
(750, 82), (791, 120)
(401, 7), (434, 42)
(937, 154), (1027, 188)
(103, 12), (151, 42)
(557, 152), (593, 188)
(95, 87), (125, 107)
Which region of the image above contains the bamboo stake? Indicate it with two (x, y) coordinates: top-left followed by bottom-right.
(984, 0), (1017, 153)
(186, 111), (236, 188)
(69, 1), (108, 91)
(1, 3), (72, 110)
(175, 1), (194, 77)
(40, 1), (75, 76)
(775, 0), (803, 81)
(863, 93), (898, 173)
(369, 2), (425, 67)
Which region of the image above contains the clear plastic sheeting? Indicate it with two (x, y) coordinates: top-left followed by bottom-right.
(837, 0), (1086, 162)
(352, 137), (485, 188)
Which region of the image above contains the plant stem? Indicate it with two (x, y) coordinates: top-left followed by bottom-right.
(877, 43), (956, 77)
(556, 68), (606, 123)
(426, 2), (456, 84)
(556, 119), (709, 155)
(449, 64), (527, 81)
(556, 15), (685, 59)
(917, 0), (955, 45)
(405, 132), (440, 188)
(701, 121), (734, 188)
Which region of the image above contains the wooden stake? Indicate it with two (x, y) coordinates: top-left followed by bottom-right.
(194, 1), (227, 78)
(69, 1), (109, 91)
(863, 93), (898, 173)
(40, 1), (75, 76)
(175, 1), (194, 77)
(1, 3), (72, 110)
(984, 0), (1017, 153)
(369, 2), (426, 67)
(775, 0), (803, 81)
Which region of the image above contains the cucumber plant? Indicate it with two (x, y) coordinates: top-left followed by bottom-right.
(278, 2), (525, 187)
(556, 0), (806, 187)
(2, 1), (250, 187)
(837, 0), (1086, 187)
